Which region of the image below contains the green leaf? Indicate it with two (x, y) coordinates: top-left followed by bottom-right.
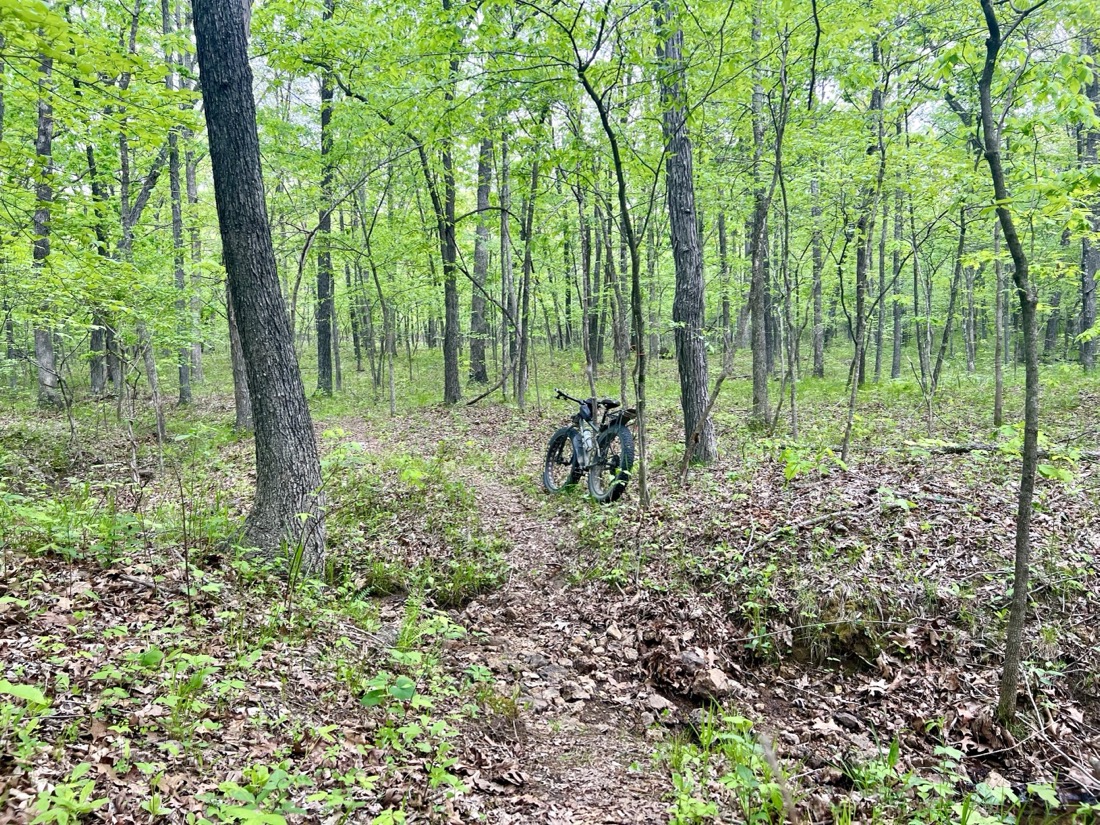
(0, 680), (47, 705)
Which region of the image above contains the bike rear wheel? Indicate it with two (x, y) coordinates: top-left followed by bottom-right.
(587, 425), (634, 503)
(543, 427), (582, 493)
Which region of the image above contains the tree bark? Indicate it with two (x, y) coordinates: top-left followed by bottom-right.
(978, 0), (1041, 724)
(1082, 37), (1098, 371)
(33, 56), (61, 409)
(227, 280), (252, 431)
(315, 0), (336, 396)
(440, 0), (461, 404)
(994, 221), (1004, 426)
(193, 0), (326, 569)
(469, 137), (491, 384)
(891, 181), (904, 379)
(163, 0), (191, 406)
(812, 178), (825, 378)
(659, 7), (716, 463)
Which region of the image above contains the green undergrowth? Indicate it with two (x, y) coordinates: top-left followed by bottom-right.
(662, 713), (1096, 824)
(0, 413), (515, 822)
(321, 431), (509, 608)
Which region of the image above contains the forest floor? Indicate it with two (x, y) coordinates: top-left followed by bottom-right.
(2, 361), (1100, 823)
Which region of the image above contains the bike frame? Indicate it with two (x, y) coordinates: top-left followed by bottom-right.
(554, 389), (636, 471)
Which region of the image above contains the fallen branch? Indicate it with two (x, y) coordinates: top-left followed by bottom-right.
(903, 443), (1100, 461)
(680, 368), (729, 484)
(746, 505), (876, 554)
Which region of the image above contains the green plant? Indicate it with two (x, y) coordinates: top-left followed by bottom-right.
(31, 763), (107, 824)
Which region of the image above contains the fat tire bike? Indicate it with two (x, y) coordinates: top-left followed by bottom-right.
(542, 388), (636, 503)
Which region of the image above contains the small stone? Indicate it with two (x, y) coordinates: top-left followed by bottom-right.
(606, 623), (623, 640)
(524, 652), (550, 669)
(622, 647), (639, 663)
(592, 646), (605, 655)
(692, 668), (735, 699)
(647, 692), (675, 712)
(780, 731), (801, 746)
(680, 649), (707, 673)
(538, 664), (568, 683)
(834, 712), (862, 732)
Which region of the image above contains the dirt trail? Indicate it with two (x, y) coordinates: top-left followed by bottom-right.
(453, 471), (668, 823)
(336, 413), (670, 822)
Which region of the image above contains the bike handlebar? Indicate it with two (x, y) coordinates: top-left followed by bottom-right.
(555, 388), (585, 406)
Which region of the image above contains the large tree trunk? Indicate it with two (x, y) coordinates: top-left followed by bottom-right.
(659, 10), (716, 463)
(33, 56), (60, 409)
(979, 0), (1040, 724)
(315, 0), (336, 396)
(1082, 37), (1098, 371)
(469, 137), (491, 384)
(193, 0), (325, 569)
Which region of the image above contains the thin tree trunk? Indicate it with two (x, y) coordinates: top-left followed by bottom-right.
(517, 157), (540, 410)
(163, 0), (191, 405)
(1082, 37), (1098, 370)
(315, 0), (336, 396)
(891, 181), (904, 379)
(811, 178), (825, 378)
(469, 137), (491, 384)
(33, 56), (60, 409)
(875, 189), (887, 382)
(994, 221), (1005, 425)
(978, 0), (1041, 724)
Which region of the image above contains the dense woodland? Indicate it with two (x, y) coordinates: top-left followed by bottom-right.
(1, 0), (1099, 822)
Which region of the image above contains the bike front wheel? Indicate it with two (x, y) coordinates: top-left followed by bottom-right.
(543, 427), (583, 493)
(587, 425), (634, 503)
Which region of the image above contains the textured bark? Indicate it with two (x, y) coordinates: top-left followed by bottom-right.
(315, 0), (336, 396)
(811, 178), (825, 378)
(440, 0), (461, 404)
(718, 210), (732, 369)
(163, 0), (191, 405)
(748, 17), (770, 424)
(875, 192), (887, 381)
(469, 137), (491, 384)
(33, 56), (60, 409)
(1043, 291), (1061, 359)
(891, 183), (904, 379)
(1082, 37), (1098, 371)
(978, 0), (1040, 724)
(994, 222), (1004, 425)
(659, 11), (716, 463)
(193, 0), (325, 568)
(227, 281), (252, 431)
(500, 134), (516, 393)
(516, 158), (540, 410)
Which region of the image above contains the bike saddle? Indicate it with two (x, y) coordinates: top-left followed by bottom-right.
(599, 397), (620, 410)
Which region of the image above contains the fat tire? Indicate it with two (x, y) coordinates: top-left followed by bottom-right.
(543, 427), (583, 493)
(588, 425), (634, 503)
